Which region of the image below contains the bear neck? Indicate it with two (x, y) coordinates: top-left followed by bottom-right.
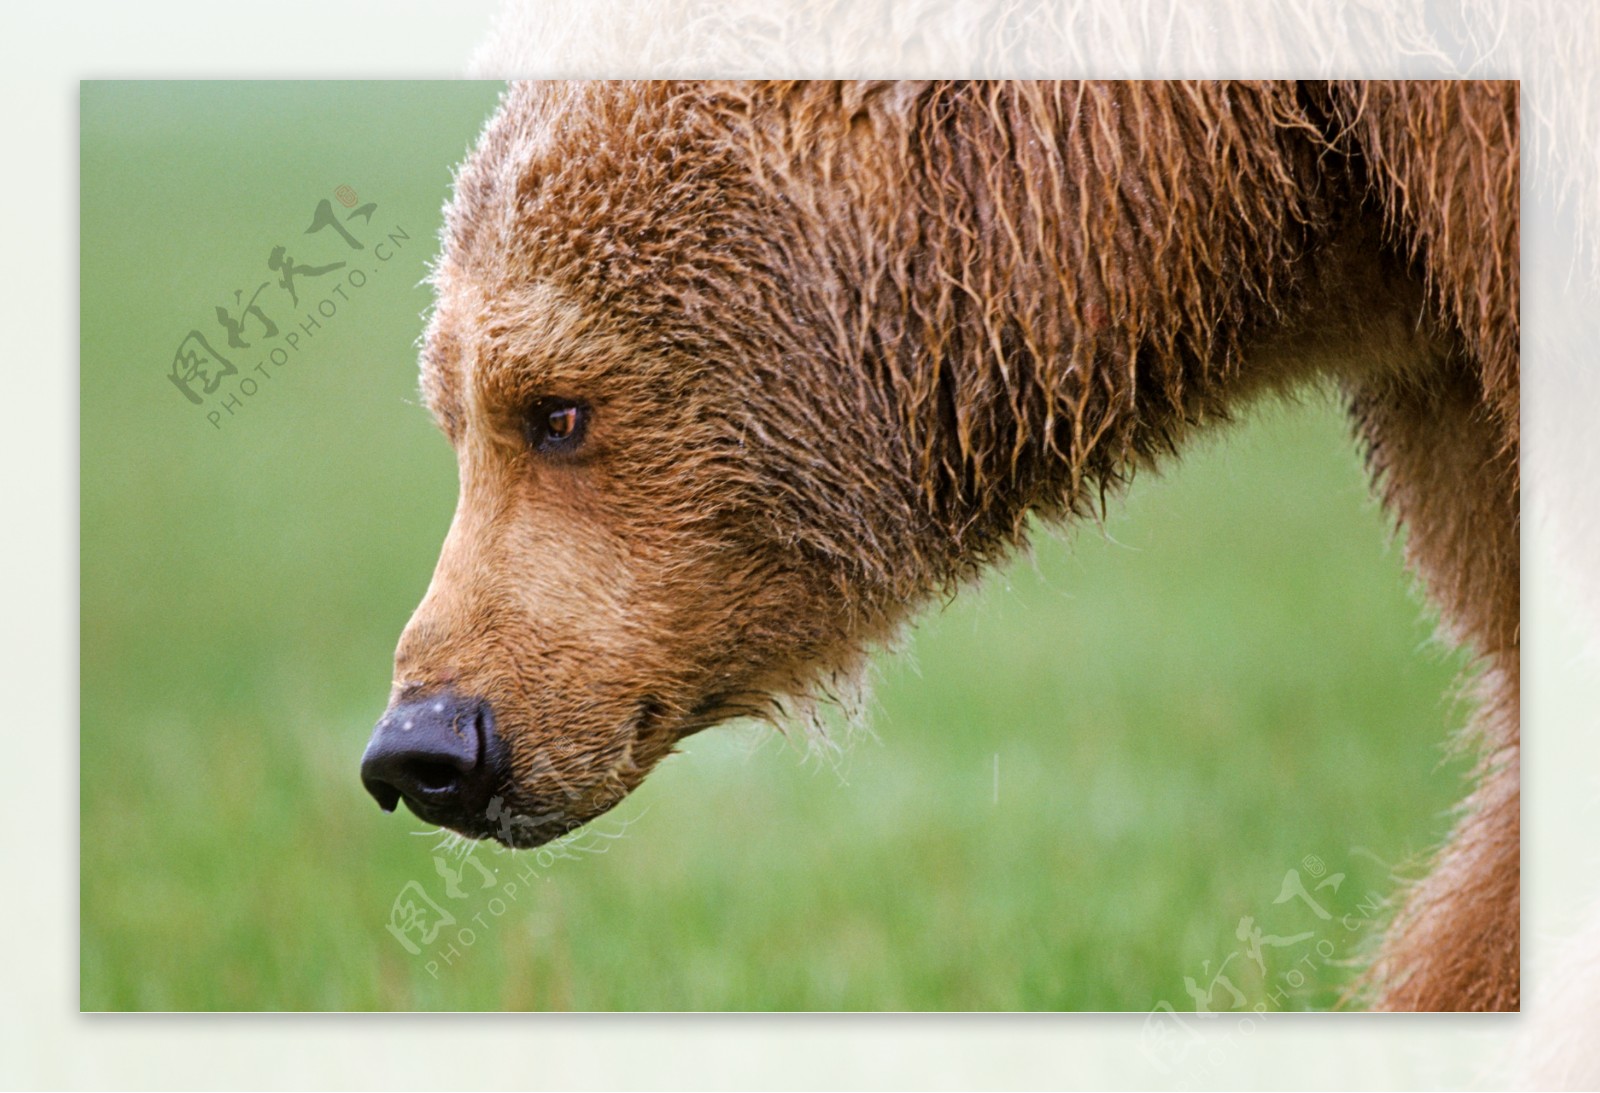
(861, 81), (1337, 579)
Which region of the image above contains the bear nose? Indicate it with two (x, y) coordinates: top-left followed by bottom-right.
(360, 693), (501, 828)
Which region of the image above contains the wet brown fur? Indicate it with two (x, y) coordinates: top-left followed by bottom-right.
(393, 80), (1519, 1011)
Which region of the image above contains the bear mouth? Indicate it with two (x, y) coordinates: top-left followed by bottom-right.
(406, 692), (737, 848)
(471, 701), (666, 848)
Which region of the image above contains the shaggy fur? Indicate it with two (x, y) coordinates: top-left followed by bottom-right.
(389, 80), (1519, 1011)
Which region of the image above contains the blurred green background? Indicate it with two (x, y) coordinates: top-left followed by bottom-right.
(81, 81), (1470, 1012)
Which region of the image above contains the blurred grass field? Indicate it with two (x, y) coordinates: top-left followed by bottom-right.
(80, 81), (1470, 1011)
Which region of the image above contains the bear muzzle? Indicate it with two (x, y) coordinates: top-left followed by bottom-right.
(360, 691), (509, 836)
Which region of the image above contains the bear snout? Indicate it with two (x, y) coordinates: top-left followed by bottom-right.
(360, 691), (508, 835)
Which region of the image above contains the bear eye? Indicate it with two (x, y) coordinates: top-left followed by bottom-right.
(524, 398), (588, 453)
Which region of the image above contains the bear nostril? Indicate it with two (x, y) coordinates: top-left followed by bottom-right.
(360, 693), (499, 828)
(409, 759), (464, 793)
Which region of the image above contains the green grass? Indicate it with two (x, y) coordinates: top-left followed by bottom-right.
(80, 81), (1470, 1011)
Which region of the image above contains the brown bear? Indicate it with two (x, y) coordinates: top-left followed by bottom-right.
(359, 81), (1519, 1011)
